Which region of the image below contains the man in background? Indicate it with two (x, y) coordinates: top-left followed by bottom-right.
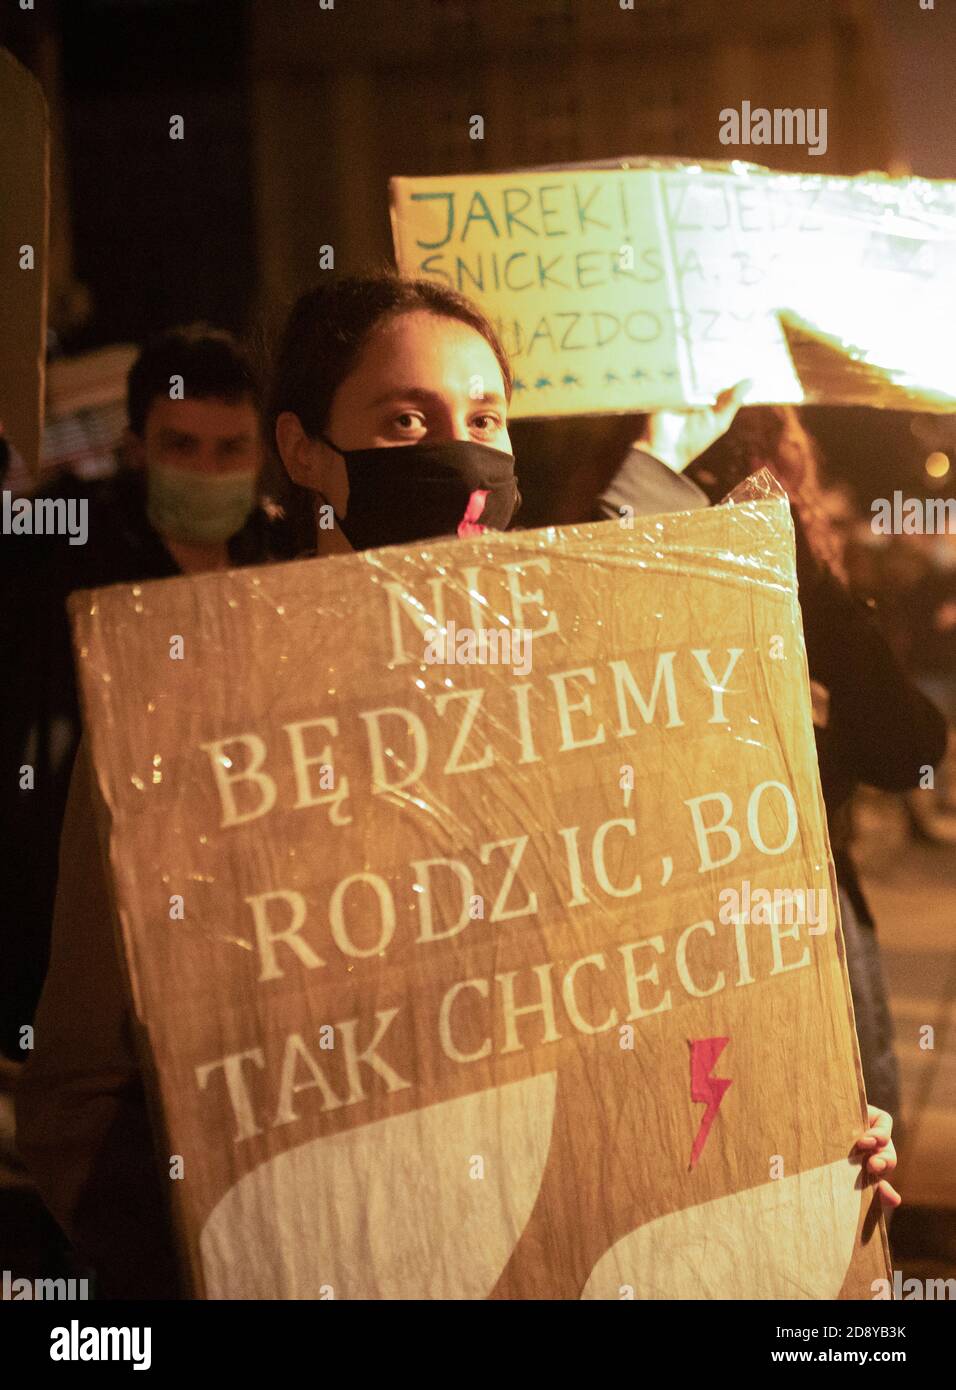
(1, 324), (292, 1062)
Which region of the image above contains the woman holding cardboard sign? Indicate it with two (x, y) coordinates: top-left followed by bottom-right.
(17, 274), (899, 1302)
(269, 273), (900, 1206)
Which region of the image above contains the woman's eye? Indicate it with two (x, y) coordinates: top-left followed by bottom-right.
(471, 414), (502, 434)
(394, 412), (425, 432)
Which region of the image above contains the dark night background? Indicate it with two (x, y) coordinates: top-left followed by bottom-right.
(3, 0), (956, 514)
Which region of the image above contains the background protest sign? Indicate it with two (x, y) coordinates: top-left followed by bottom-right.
(390, 160), (956, 418)
(0, 50), (48, 479)
(72, 497), (890, 1299)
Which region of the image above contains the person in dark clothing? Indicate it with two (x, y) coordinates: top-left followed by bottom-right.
(905, 541), (956, 811)
(595, 404), (948, 1119)
(1, 325), (294, 1061)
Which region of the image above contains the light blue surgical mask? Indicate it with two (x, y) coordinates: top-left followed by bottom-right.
(147, 463), (257, 545)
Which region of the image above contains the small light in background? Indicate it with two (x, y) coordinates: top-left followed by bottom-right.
(925, 451), (951, 481)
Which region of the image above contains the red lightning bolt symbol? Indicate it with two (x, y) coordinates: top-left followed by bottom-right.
(688, 1037), (732, 1171)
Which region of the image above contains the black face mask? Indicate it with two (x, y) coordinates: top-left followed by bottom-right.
(319, 436), (520, 551)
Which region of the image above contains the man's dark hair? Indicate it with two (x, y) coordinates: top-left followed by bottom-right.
(126, 324), (259, 437)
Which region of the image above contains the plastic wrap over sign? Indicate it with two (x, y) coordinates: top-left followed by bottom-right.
(390, 158), (956, 416)
(71, 490), (890, 1299)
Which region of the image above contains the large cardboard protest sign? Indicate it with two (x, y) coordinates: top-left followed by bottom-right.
(72, 497), (890, 1299)
(390, 161), (956, 417)
(0, 50), (48, 478)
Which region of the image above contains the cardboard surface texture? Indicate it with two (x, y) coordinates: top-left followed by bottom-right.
(0, 49), (48, 479)
(71, 495), (890, 1299)
(390, 160), (956, 417)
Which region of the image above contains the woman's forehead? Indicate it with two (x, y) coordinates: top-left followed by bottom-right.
(348, 310), (506, 400)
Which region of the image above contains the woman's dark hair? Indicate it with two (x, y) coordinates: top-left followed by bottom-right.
(688, 404), (848, 582)
(267, 274), (513, 440)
